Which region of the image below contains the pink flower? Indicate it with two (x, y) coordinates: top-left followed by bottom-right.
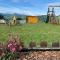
(8, 44), (12, 47)
(11, 48), (16, 52)
(7, 43), (16, 52)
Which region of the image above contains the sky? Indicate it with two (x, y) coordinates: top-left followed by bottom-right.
(0, 0), (60, 15)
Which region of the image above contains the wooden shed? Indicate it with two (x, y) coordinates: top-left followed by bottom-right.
(26, 16), (38, 24)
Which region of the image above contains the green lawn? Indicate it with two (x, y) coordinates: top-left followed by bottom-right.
(0, 22), (60, 47)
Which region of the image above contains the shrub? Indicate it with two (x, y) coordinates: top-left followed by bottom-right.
(6, 33), (24, 53)
(0, 33), (24, 60)
(40, 41), (47, 47)
(14, 34), (24, 51)
(52, 42), (59, 47)
(29, 41), (36, 48)
(0, 42), (4, 56)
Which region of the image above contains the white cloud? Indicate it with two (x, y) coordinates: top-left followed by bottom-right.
(47, 3), (60, 15)
(48, 2), (60, 7)
(10, 0), (44, 9)
(10, 0), (39, 7)
(0, 6), (42, 15)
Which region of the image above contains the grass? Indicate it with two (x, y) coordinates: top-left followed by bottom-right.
(0, 22), (60, 47)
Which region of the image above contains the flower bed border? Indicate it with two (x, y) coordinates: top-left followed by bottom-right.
(20, 48), (60, 52)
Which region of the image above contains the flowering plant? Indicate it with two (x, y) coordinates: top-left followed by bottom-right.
(0, 33), (24, 60)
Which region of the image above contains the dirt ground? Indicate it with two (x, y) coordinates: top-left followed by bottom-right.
(20, 51), (60, 60)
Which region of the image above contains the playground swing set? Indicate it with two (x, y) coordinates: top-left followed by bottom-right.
(46, 5), (60, 24)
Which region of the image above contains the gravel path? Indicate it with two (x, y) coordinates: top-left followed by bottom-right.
(20, 51), (60, 60)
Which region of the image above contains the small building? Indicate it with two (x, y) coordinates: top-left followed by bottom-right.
(10, 16), (26, 25)
(17, 18), (26, 24)
(18, 20), (26, 24)
(0, 19), (6, 24)
(26, 16), (38, 24)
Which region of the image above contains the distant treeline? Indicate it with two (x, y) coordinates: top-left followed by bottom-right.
(0, 13), (60, 22)
(0, 13), (48, 22)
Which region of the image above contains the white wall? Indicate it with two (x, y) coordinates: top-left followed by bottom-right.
(0, 19), (6, 24)
(18, 20), (26, 24)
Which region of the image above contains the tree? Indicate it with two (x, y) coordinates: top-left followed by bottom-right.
(17, 18), (22, 20)
(46, 15), (49, 23)
(0, 14), (4, 19)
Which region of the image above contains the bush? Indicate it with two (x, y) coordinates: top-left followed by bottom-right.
(40, 41), (47, 47)
(0, 33), (24, 60)
(29, 41), (36, 48)
(52, 42), (59, 47)
(0, 42), (4, 56)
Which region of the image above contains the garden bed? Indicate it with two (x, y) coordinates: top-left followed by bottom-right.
(20, 51), (60, 60)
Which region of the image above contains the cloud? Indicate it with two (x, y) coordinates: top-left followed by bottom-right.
(10, 0), (40, 7)
(0, 6), (43, 15)
(0, 7), (19, 13)
(48, 2), (60, 6)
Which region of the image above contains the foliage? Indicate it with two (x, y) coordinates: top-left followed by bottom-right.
(52, 42), (59, 47)
(45, 15), (49, 23)
(0, 32), (60, 59)
(40, 41), (47, 47)
(1, 13), (26, 21)
(16, 18), (23, 20)
(29, 41), (36, 48)
(40, 15), (47, 22)
(0, 14), (4, 19)
(0, 33), (24, 60)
